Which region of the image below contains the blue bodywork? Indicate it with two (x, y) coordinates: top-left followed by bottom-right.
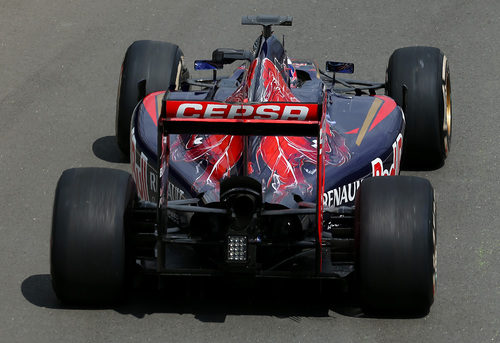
(130, 34), (404, 233)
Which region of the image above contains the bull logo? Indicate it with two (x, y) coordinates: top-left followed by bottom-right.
(251, 123), (351, 202)
(171, 134), (244, 193)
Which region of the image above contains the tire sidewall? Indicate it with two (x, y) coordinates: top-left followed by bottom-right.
(51, 168), (136, 304)
(386, 47), (451, 169)
(115, 40), (184, 156)
(356, 176), (435, 314)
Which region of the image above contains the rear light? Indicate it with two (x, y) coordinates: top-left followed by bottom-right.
(226, 236), (247, 262)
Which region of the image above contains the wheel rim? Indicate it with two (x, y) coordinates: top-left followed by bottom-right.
(432, 195), (437, 295)
(442, 56), (452, 156)
(175, 58), (182, 90)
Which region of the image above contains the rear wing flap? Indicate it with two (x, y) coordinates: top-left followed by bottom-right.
(159, 99), (321, 136)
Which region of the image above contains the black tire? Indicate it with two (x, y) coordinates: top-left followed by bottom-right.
(116, 40), (186, 157)
(386, 46), (452, 169)
(356, 176), (436, 314)
(51, 168), (137, 305)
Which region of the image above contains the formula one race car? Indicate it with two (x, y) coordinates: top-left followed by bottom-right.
(51, 15), (452, 314)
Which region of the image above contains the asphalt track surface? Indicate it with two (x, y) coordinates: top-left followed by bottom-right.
(1, 1), (499, 342)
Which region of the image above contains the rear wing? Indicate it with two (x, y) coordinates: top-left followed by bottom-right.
(159, 99), (321, 136)
(156, 95), (328, 272)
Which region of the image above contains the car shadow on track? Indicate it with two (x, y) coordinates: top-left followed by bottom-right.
(92, 136), (128, 163)
(21, 274), (375, 321)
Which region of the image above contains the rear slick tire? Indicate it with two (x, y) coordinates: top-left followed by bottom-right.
(51, 168), (136, 305)
(356, 176), (436, 315)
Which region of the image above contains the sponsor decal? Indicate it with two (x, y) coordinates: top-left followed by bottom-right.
(149, 171), (157, 193)
(165, 183), (186, 224)
(323, 180), (362, 208)
(131, 128), (150, 201)
(291, 62), (310, 67)
(371, 133), (403, 177)
(165, 101), (318, 121)
(131, 127), (162, 202)
(167, 183), (185, 201)
(132, 128), (186, 202)
(322, 133), (403, 208)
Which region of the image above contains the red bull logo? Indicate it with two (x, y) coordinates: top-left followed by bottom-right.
(371, 133), (403, 176)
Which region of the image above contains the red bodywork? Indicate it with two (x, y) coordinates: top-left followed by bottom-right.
(160, 58), (332, 262)
(167, 58), (325, 201)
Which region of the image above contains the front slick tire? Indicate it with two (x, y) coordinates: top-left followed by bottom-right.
(386, 46), (452, 170)
(51, 168), (136, 305)
(356, 176), (436, 315)
(115, 40), (185, 157)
